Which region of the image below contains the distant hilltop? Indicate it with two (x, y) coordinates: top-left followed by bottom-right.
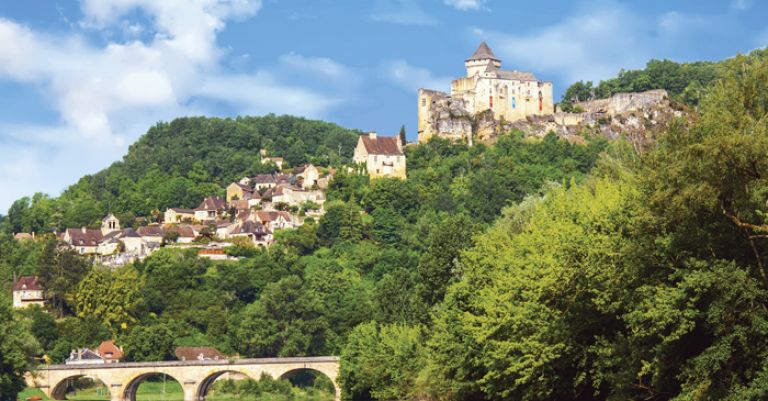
(417, 42), (686, 148)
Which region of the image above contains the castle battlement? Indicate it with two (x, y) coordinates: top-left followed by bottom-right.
(417, 42), (554, 144)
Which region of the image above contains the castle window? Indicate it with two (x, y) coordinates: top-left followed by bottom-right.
(421, 98), (426, 106)
(512, 97), (516, 109)
(489, 96), (493, 109)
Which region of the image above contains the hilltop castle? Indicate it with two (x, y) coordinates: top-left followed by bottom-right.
(417, 42), (554, 143)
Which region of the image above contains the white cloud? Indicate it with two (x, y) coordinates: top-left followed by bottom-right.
(371, 0), (437, 26)
(443, 0), (486, 11)
(0, 0), (353, 211)
(383, 60), (452, 93)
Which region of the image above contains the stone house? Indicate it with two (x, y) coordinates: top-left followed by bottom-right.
(12, 276), (44, 309)
(229, 220), (272, 246)
(295, 164), (321, 189)
(66, 349), (105, 365)
(271, 184), (326, 207)
(175, 346), (225, 361)
(63, 228), (103, 254)
(194, 196), (227, 221)
(226, 182), (256, 203)
(164, 208), (195, 224)
(353, 132), (407, 179)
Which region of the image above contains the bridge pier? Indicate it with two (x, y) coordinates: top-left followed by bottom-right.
(29, 357), (342, 401)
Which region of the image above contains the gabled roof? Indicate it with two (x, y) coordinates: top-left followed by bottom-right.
(253, 174), (277, 184)
(359, 135), (403, 156)
(467, 41), (499, 62)
(231, 220), (270, 236)
(196, 196), (227, 211)
(174, 346), (225, 361)
(96, 340), (123, 360)
(230, 182), (254, 192)
(67, 348), (103, 362)
(169, 208), (195, 214)
(66, 228), (103, 247)
(138, 225), (166, 237)
(13, 276), (42, 291)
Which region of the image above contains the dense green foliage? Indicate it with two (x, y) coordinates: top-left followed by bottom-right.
(0, 301), (40, 401)
(8, 50), (767, 401)
(560, 49), (767, 110)
(391, 50), (768, 401)
(3, 115), (359, 233)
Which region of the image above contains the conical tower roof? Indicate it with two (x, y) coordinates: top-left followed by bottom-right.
(466, 41), (499, 61)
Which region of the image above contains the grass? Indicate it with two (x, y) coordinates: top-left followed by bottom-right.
(19, 381), (333, 401)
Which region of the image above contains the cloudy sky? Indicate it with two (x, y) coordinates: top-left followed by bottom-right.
(0, 0), (766, 211)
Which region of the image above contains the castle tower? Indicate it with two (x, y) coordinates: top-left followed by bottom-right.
(465, 41), (501, 77)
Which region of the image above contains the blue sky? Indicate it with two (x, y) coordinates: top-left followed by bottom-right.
(0, 0), (766, 212)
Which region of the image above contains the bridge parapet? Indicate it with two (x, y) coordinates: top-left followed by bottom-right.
(28, 356), (341, 401)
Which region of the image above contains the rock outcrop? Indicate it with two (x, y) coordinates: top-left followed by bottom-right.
(422, 89), (687, 150)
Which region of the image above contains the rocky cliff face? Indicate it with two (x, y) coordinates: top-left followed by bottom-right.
(424, 89), (688, 149)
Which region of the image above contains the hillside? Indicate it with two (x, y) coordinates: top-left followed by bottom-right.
(4, 115), (360, 233)
(560, 48), (767, 108)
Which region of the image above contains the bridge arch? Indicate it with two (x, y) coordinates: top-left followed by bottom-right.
(123, 372), (184, 401)
(50, 374), (111, 400)
(196, 369), (252, 401)
(279, 367), (340, 400)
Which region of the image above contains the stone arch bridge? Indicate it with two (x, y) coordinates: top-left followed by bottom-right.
(26, 356), (340, 401)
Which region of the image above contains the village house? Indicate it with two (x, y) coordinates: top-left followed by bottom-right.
(137, 225), (165, 244)
(164, 208), (195, 224)
(63, 227), (103, 255)
(353, 132), (407, 179)
(254, 210), (295, 231)
(295, 164), (320, 189)
(271, 184), (326, 207)
(226, 182), (256, 202)
(66, 348), (105, 365)
(12, 276), (44, 309)
(260, 149), (284, 170)
(175, 346), (225, 361)
(95, 340), (123, 364)
(194, 196), (227, 222)
(229, 220), (272, 246)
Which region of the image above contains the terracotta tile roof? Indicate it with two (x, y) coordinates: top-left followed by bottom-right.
(14, 233), (33, 240)
(96, 340), (123, 361)
(174, 346), (225, 361)
(66, 228), (103, 247)
(13, 276), (42, 291)
(360, 135), (403, 156)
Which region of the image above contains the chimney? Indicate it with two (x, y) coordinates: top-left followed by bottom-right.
(81, 227), (87, 233)
(368, 131), (377, 139)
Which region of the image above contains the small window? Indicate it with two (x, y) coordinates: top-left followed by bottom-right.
(421, 98), (426, 106)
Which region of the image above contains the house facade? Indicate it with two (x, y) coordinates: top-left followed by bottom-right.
(12, 276), (44, 309)
(353, 132), (407, 179)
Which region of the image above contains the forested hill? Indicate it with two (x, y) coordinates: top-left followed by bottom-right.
(561, 48), (768, 108)
(4, 115), (360, 233)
